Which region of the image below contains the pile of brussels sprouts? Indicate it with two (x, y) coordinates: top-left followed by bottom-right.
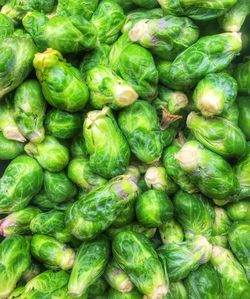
(0, 0), (250, 298)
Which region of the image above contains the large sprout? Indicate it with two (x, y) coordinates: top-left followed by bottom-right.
(33, 49), (89, 112)
(104, 259), (134, 293)
(56, 0), (99, 20)
(112, 231), (168, 298)
(135, 189), (173, 228)
(109, 33), (159, 101)
(0, 132), (24, 160)
(159, 33), (242, 90)
(175, 140), (237, 199)
(22, 12), (97, 53)
(13, 79), (46, 143)
(129, 15), (199, 60)
(66, 176), (139, 240)
(68, 157), (107, 192)
(68, 237), (110, 297)
(173, 191), (215, 239)
(0, 206), (40, 237)
(192, 72), (238, 117)
(157, 0), (237, 20)
(31, 234), (75, 270)
(0, 155), (43, 213)
(30, 210), (72, 243)
(84, 107), (130, 178)
(158, 235), (212, 282)
(184, 263), (222, 299)
(91, 0), (125, 44)
(0, 235), (31, 298)
(211, 246), (250, 298)
(86, 65), (138, 109)
(0, 33), (37, 98)
(25, 136), (69, 172)
(187, 112), (246, 158)
(1, 0), (56, 24)
(118, 100), (163, 164)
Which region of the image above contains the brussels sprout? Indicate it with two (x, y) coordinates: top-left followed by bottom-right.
(113, 231), (168, 298)
(227, 201), (250, 221)
(107, 222), (156, 240)
(0, 13), (13, 38)
(31, 234), (75, 270)
(174, 191), (215, 239)
(238, 96), (250, 140)
(84, 107), (130, 178)
(118, 100), (162, 164)
(184, 263), (222, 299)
(25, 136), (69, 172)
(56, 0), (99, 20)
(1, 0), (55, 24)
(187, 112), (246, 158)
(79, 44), (111, 77)
(91, 0), (125, 44)
(45, 109), (81, 140)
(43, 170), (77, 204)
(70, 134), (88, 158)
(145, 166), (178, 195)
(175, 140), (237, 199)
(0, 97), (26, 142)
(129, 15), (199, 60)
(87, 65), (138, 110)
(0, 31), (37, 98)
(158, 235), (212, 282)
(192, 72), (238, 117)
(109, 33), (158, 101)
(159, 219), (184, 245)
(211, 246), (250, 299)
(88, 278), (108, 297)
(154, 86), (189, 114)
(23, 12), (97, 53)
(66, 176), (139, 240)
(159, 33), (242, 90)
(68, 237), (110, 297)
(0, 235), (31, 298)
(13, 79), (46, 143)
(163, 144), (197, 194)
(157, 0), (237, 20)
(30, 210), (72, 243)
(108, 288), (142, 299)
(0, 132), (23, 160)
(229, 222), (250, 280)
(68, 157), (107, 191)
(0, 155), (43, 214)
(221, 102), (239, 124)
(21, 261), (41, 284)
(234, 152), (250, 199)
(0, 206), (40, 237)
(135, 190), (173, 228)
(220, 0), (250, 32)
(104, 259), (134, 292)
(19, 269), (69, 297)
(122, 8), (163, 33)
(33, 48), (89, 112)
